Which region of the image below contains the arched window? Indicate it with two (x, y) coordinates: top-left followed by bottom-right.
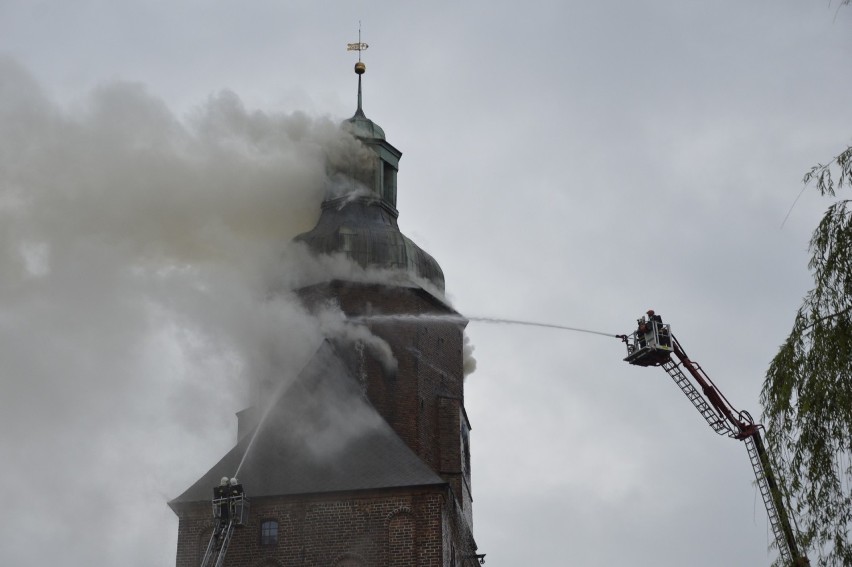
(260, 520), (278, 546)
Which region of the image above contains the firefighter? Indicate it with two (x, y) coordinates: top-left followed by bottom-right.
(647, 309), (662, 325)
(228, 477), (244, 523)
(637, 316), (648, 348)
(647, 309), (670, 347)
(214, 477), (230, 522)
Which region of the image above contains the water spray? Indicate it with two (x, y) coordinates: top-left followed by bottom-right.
(233, 351), (318, 478)
(467, 316), (618, 338)
(351, 313), (619, 339)
(234, 313), (618, 478)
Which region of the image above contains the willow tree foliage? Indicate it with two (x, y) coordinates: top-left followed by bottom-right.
(762, 144), (852, 567)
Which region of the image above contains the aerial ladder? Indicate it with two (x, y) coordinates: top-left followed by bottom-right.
(618, 314), (809, 567)
(200, 477), (249, 567)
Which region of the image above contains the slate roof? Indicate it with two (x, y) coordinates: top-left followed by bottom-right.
(169, 342), (444, 507)
(294, 200), (446, 293)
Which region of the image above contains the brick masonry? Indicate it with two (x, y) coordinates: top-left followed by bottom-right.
(174, 486), (475, 567)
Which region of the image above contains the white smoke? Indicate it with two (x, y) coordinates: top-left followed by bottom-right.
(313, 302), (398, 374)
(278, 241), (447, 300)
(463, 331), (477, 377)
(0, 56), (388, 566)
(323, 128), (378, 199)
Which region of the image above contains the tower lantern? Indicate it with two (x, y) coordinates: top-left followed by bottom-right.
(341, 59), (401, 212)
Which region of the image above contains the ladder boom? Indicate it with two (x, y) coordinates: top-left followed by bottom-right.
(660, 356), (734, 436)
(745, 431), (805, 566)
(620, 316), (809, 567)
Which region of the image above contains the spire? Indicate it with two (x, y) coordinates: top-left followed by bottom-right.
(345, 61), (384, 139)
(355, 62), (365, 117)
(348, 24), (367, 117)
(346, 33), (381, 139)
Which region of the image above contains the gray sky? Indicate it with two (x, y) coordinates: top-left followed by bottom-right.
(1, 1), (850, 566)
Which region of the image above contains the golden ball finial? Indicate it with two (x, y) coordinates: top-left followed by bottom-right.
(354, 61), (366, 75)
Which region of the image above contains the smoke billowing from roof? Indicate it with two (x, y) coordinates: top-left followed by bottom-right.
(0, 57), (397, 565)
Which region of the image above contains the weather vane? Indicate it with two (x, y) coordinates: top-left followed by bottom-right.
(346, 21), (369, 62)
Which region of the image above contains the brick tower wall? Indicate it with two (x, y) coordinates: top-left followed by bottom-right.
(297, 282), (473, 526)
(173, 486), (474, 567)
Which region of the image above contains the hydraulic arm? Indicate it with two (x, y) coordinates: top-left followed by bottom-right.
(619, 317), (809, 567)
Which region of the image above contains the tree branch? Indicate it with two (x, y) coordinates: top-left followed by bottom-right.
(802, 305), (852, 332)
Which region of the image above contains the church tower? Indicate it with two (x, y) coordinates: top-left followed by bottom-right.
(169, 60), (478, 567)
